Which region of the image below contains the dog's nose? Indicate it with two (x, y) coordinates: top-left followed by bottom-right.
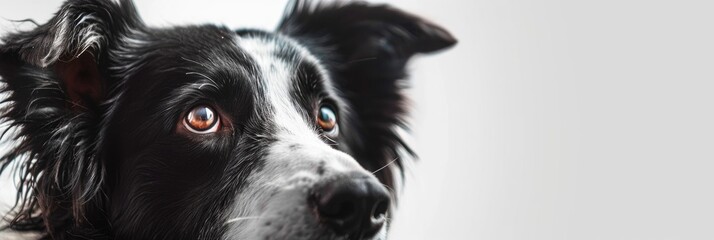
(313, 174), (391, 238)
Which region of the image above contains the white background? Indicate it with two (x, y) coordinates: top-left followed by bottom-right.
(2, 0), (714, 239)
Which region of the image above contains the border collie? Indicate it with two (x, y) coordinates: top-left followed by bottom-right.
(0, 0), (455, 239)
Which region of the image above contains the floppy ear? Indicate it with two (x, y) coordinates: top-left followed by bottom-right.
(278, 1), (456, 186)
(0, 0), (141, 235)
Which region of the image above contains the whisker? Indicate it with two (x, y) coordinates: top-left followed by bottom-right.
(372, 157), (399, 174)
(323, 136), (339, 146)
(381, 183), (398, 201)
(381, 183), (396, 196)
(225, 216), (262, 224)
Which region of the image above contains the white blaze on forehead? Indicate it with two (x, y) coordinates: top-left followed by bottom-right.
(225, 35), (373, 240)
(236, 35), (324, 146)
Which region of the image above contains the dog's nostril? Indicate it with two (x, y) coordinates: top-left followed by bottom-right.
(372, 198), (389, 220)
(313, 175), (391, 238)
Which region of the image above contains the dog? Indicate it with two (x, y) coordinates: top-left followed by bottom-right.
(0, 0), (455, 239)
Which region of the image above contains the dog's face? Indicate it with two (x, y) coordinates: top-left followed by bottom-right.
(108, 29), (390, 239)
(0, 0), (454, 239)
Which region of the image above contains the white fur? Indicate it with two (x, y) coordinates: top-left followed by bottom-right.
(223, 35), (386, 240)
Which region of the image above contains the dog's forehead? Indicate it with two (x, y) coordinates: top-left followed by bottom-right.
(137, 27), (331, 88)
(232, 31), (332, 87)
(233, 32), (339, 139)
(119, 26), (337, 105)
(126, 26), (343, 135)
(234, 31), (321, 67)
(147, 26), (240, 59)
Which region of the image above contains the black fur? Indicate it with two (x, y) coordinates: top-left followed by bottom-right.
(0, 0), (455, 239)
(278, 0), (457, 188)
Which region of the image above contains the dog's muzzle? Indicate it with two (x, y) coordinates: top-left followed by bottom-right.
(224, 139), (392, 240)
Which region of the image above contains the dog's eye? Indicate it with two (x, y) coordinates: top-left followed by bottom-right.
(317, 104), (338, 134)
(184, 105), (220, 134)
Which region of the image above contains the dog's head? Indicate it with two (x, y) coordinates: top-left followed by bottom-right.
(0, 0), (455, 239)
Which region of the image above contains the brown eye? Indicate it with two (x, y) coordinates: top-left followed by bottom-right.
(317, 104), (338, 134)
(184, 105), (220, 134)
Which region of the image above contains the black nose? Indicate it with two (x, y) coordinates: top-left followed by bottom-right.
(313, 175), (391, 238)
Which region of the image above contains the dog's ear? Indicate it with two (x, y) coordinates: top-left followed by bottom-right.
(278, 0), (456, 60)
(0, 0), (141, 234)
(1, 0), (142, 106)
(278, 0), (456, 185)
